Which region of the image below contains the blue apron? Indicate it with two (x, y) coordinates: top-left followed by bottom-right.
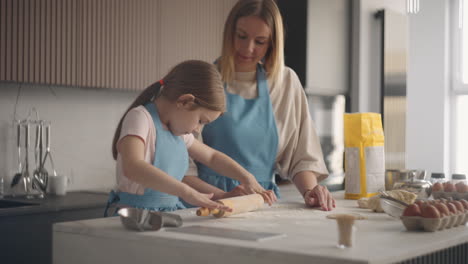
(197, 64), (280, 197)
(104, 102), (188, 216)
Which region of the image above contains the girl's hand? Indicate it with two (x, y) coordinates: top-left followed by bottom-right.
(303, 185), (336, 211)
(182, 190), (232, 212)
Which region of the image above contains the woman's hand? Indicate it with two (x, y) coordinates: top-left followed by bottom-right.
(242, 180), (277, 206)
(237, 174), (276, 205)
(302, 185), (336, 211)
(181, 189), (232, 212)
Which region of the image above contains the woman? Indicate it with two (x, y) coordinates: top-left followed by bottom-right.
(183, 0), (335, 211)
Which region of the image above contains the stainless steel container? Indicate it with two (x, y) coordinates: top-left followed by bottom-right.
(385, 169), (426, 191)
(390, 170), (432, 199)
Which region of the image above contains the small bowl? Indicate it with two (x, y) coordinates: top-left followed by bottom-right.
(380, 197), (406, 218)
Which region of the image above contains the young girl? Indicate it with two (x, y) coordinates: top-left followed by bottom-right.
(104, 60), (271, 216)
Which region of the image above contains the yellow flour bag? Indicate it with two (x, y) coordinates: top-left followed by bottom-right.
(344, 113), (385, 199)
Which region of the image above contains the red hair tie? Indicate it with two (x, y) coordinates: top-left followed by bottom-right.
(159, 79), (164, 85)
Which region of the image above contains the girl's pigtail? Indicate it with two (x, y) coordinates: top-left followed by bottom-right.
(111, 81), (162, 160)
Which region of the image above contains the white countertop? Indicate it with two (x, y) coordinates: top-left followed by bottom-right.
(53, 184), (468, 264)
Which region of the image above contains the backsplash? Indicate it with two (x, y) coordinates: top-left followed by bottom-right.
(0, 82), (138, 193)
(0, 82), (346, 193)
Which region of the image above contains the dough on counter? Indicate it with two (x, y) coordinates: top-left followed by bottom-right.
(357, 198), (369, 209)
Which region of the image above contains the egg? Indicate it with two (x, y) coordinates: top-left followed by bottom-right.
(459, 199), (468, 210)
(449, 201), (465, 213)
(434, 203), (450, 217)
(444, 182), (456, 192)
(414, 200), (426, 208)
(402, 204), (422, 217)
(421, 205), (441, 218)
(445, 202), (458, 215)
(455, 182), (468, 193)
(432, 182), (444, 192)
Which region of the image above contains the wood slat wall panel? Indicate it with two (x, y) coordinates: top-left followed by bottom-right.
(0, 0), (6, 80)
(0, 0), (237, 90)
(33, 0), (39, 82)
(6, 0), (13, 80)
(5, 0), (12, 80)
(40, 0), (47, 83)
(18, 0), (24, 82)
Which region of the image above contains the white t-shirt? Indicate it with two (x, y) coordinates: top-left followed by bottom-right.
(116, 105), (194, 195)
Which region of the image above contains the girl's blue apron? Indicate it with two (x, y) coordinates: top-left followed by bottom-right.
(197, 64), (280, 197)
(104, 102), (188, 216)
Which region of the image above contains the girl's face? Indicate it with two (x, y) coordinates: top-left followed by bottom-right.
(169, 104), (221, 136)
(233, 15), (271, 72)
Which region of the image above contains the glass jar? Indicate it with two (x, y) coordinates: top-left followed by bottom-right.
(430, 172), (446, 184)
(451, 174), (466, 185)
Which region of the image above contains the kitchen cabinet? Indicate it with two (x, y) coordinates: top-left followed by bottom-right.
(0, 191), (108, 264)
(0, 0), (236, 90)
(53, 185), (468, 264)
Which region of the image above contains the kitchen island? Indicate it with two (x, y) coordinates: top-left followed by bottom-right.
(53, 184), (468, 264)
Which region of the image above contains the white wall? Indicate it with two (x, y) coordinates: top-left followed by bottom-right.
(306, 0), (350, 95)
(0, 82), (137, 193)
(406, 0), (451, 175)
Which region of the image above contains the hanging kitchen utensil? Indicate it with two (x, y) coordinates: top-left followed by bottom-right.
(22, 123), (34, 198)
(33, 122), (48, 192)
(41, 123), (57, 177)
(11, 122), (44, 199)
(32, 123), (41, 189)
(11, 121), (23, 187)
(38, 122), (49, 184)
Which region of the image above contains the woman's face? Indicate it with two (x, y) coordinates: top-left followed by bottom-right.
(233, 15), (271, 72)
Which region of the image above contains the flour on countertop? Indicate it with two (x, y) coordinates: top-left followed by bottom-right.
(218, 203), (320, 219)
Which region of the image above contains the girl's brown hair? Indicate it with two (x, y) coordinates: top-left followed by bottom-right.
(218, 0), (285, 83)
(112, 60), (225, 160)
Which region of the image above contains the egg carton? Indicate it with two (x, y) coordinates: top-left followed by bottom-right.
(400, 212), (468, 232)
(432, 191), (468, 200)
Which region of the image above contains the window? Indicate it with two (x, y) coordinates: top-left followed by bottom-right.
(453, 0), (468, 175)
(455, 96), (468, 175)
(462, 0), (468, 84)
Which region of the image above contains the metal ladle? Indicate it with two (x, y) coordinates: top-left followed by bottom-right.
(33, 122), (48, 192)
(22, 123), (34, 199)
(41, 124), (57, 177)
(11, 121), (22, 188)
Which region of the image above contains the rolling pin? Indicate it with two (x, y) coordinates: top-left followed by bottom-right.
(196, 194), (264, 218)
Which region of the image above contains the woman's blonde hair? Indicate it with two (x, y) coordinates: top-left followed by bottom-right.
(112, 60), (225, 159)
(218, 0), (284, 83)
